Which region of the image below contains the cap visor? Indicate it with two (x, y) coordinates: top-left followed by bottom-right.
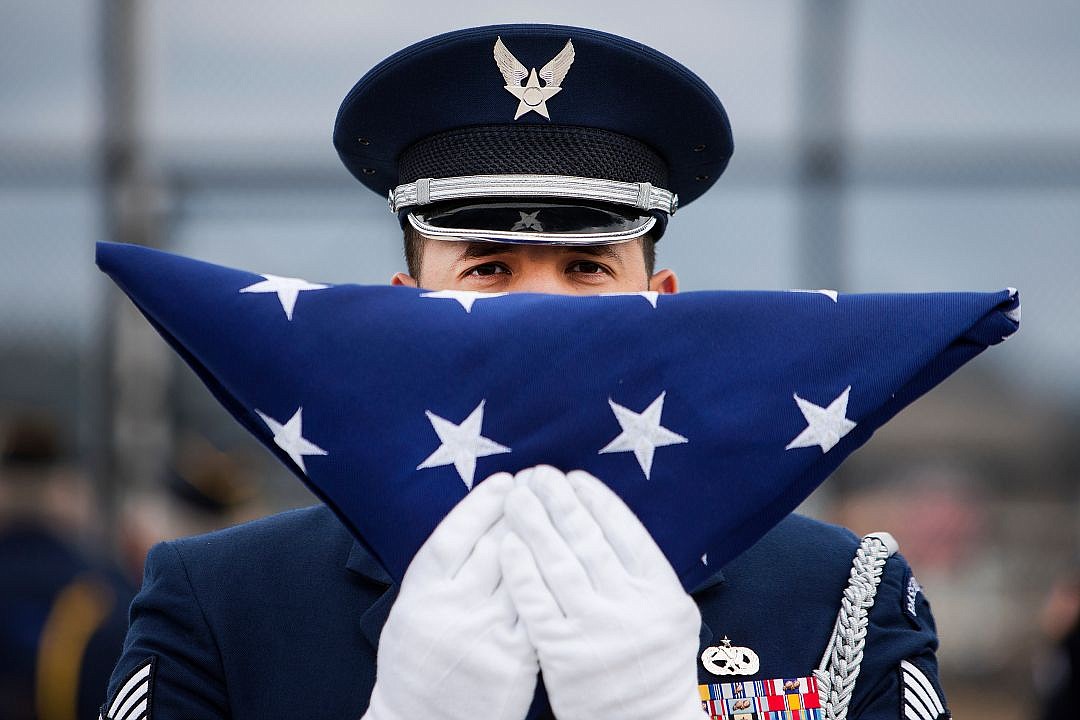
(406, 200), (656, 245)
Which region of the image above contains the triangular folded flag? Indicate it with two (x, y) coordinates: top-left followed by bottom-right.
(97, 242), (1019, 590)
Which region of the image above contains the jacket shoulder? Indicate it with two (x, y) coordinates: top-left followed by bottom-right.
(728, 512), (861, 578)
(169, 503), (348, 565)
(703, 513), (864, 639)
(109, 505), (381, 718)
(730, 514), (922, 614)
(163, 504), (357, 602)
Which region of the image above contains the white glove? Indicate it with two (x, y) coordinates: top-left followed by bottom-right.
(500, 466), (706, 720)
(363, 472), (537, 720)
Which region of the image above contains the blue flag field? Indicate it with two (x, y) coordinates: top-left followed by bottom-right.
(97, 242), (1019, 590)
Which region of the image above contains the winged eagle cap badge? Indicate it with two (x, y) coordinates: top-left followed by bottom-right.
(493, 36), (575, 120)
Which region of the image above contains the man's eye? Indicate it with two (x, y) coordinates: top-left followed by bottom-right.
(465, 263), (509, 277)
(568, 261), (607, 275)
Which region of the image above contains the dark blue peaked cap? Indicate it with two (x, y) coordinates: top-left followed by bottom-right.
(333, 24), (733, 242)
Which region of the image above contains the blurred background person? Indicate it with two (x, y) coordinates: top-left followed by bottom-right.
(118, 434), (264, 580)
(0, 418), (262, 719)
(0, 414), (132, 720)
(1035, 567), (1080, 720)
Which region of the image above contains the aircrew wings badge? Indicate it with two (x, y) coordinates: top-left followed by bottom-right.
(701, 636), (760, 676)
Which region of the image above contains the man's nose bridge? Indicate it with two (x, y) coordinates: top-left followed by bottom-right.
(513, 267), (567, 294)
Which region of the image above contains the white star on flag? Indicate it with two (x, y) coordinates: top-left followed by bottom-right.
(785, 386), (857, 453)
(599, 391), (688, 479)
(420, 289), (508, 313)
(600, 291), (660, 308)
(255, 407), (328, 474)
(789, 288), (839, 302)
(417, 400), (511, 489)
(701, 553), (708, 566)
(240, 274), (329, 320)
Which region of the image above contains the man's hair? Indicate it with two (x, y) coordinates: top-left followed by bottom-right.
(403, 222), (426, 279)
(403, 223), (657, 280)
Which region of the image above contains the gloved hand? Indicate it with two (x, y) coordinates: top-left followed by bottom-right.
(501, 466), (706, 720)
(363, 472), (537, 720)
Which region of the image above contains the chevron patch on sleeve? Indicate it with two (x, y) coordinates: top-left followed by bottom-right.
(101, 657), (154, 720)
(900, 659), (948, 720)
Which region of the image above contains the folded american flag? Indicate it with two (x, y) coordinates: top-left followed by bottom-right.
(97, 242), (1019, 590)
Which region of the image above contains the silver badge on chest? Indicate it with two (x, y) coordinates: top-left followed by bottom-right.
(493, 37), (575, 120)
(701, 636), (760, 676)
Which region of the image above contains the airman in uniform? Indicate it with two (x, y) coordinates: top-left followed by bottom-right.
(101, 25), (950, 720)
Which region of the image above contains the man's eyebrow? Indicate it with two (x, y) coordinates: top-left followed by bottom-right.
(565, 245), (623, 262)
(453, 242), (624, 263)
(454, 243), (520, 262)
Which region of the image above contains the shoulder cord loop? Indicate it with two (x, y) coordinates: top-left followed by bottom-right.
(813, 534), (894, 720)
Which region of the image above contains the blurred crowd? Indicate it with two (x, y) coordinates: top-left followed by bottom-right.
(0, 412), (264, 720)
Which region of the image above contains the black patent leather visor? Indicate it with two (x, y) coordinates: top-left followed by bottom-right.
(406, 200), (656, 245)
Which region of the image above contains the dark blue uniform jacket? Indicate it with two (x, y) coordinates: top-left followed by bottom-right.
(102, 506), (947, 719)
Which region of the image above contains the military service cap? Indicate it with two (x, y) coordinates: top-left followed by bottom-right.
(333, 24), (733, 244)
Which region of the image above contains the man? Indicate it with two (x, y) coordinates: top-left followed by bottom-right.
(101, 24), (949, 720)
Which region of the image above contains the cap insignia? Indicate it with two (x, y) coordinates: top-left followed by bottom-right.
(511, 210), (543, 231)
(493, 36), (575, 120)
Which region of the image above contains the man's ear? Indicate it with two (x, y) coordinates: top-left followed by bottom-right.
(391, 272), (418, 288)
(648, 269), (678, 294)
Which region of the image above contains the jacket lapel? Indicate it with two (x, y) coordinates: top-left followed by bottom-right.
(345, 541), (397, 649)
(691, 568), (727, 646)
(345, 541), (393, 584)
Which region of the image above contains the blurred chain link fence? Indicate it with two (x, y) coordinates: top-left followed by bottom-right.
(2, 2), (1079, 718)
